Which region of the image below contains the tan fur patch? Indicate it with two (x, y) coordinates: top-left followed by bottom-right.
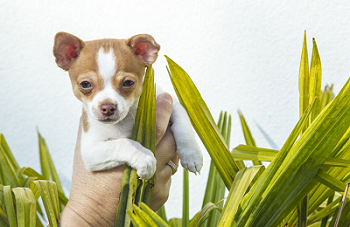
(82, 109), (90, 132)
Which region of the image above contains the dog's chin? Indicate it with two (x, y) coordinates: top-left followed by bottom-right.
(98, 117), (121, 124)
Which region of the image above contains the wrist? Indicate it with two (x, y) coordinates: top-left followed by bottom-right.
(60, 164), (125, 227)
(60, 196), (118, 227)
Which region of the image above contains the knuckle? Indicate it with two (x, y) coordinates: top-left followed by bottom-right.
(156, 122), (167, 138)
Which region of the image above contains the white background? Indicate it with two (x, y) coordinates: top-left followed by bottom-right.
(1, 0), (350, 219)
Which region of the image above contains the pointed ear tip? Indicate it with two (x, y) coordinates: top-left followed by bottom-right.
(54, 32), (84, 45)
(55, 31), (66, 36)
(54, 31), (63, 38)
(128, 34), (160, 49)
(54, 32), (71, 41)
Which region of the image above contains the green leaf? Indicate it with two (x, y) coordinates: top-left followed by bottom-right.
(38, 133), (50, 181)
(202, 111), (232, 227)
(130, 66), (156, 153)
(37, 132), (67, 209)
(237, 74), (350, 226)
(0, 134), (20, 171)
(22, 167), (67, 212)
(116, 65), (156, 227)
(128, 203), (172, 227)
(298, 32), (310, 227)
(182, 169), (189, 227)
(320, 194), (335, 227)
(32, 181), (59, 227)
(166, 55), (239, 188)
(135, 66), (157, 206)
(189, 201), (222, 227)
(12, 187), (36, 227)
(0, 207), (9, 227)
(20, 167), (45, 181)
(168, 218), (182, 227)
(315, 169), (347, 192)
(298, 195), (308, 227)
(133, 205), (158, 226)
(288, 126), (350, 225)
(0, 136), (21, 187)
(128, 209), (148, 227)
(309, 38), (322, 122)
(218, 111), (232, 146)
(156, 206), (167, 223)
(3, 186), (16, 227)
(217, 166), (265, 226)
(117, 167), (139, 227)
(320, 85), (334, 110)
(238, 110), (262, 166)
(307, 196), (341, 225)
(20, 166), (67, 212)
(139, 203), (171, 227)
(323, 157), (350, 167)
(201, 159), (226, 227)
(299, 31), (310, 118)
(331, 183), (350, 227)
(231, 145), (278, 162)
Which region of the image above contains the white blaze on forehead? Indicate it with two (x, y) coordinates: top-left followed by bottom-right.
(89, 47), (132, 122)
(97, 48), (117, 83)
(94, 48), (120, 105)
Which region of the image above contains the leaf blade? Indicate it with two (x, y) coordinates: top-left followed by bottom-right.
(166, 56), (238, 188)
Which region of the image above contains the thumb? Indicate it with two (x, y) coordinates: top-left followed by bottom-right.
(155, 93), (173, 145)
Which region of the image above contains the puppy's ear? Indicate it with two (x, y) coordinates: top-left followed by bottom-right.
(127, 34), (160, 66)
(53, 32), (85, 71)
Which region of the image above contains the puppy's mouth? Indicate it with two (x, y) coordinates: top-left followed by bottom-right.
(98, 116), (121, 124)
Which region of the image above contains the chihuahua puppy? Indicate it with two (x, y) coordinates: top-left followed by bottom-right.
(53, 32), (203, 180)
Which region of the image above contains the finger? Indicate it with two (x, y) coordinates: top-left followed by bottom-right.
(150, 177), (172, 211)
(161, 152), (180, 180)
(155, 93), (173, 145)
(151, 149), (178, 210)
(171, 152), (180, 166)
(155, 129), (177, 170)
(155, 130), (180, 181)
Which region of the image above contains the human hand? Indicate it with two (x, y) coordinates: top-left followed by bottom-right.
(60, 93), (179, 227)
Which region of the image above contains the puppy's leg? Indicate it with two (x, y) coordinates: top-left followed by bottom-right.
(156, 87), (203, 174)
(81, 138), (156, 180)
(170, 101), (203, 174)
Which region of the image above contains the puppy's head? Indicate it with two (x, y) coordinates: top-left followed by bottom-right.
(53, 32), (160, 124)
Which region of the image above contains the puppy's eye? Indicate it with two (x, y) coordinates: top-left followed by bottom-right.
(123, 80), (134, 87)
(80, 81), (92, 89)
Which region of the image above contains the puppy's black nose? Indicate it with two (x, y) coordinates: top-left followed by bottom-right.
(100, 103), (117, 116)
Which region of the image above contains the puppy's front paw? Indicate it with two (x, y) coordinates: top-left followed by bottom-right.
(135, 150), (157, 180)
(179, 147), (203, 174)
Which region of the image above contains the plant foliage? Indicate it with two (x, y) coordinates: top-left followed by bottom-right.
(130, 33), (350, 226)
(0, 132), (68, 226)
(116, 65), (156, 227)
(1, 32), (349, 227)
